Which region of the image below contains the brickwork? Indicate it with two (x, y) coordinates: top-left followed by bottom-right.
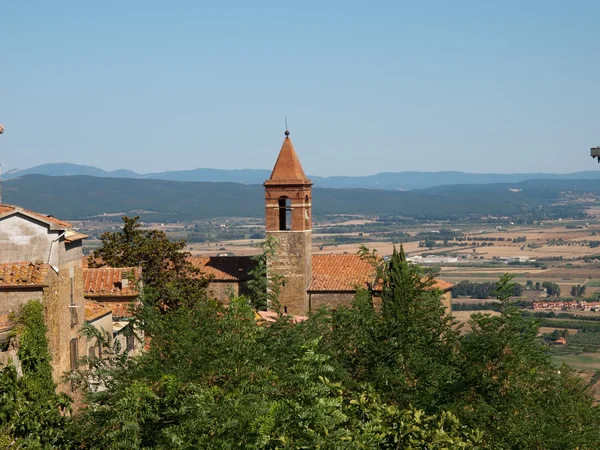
(264, 185), (312, 232)
(264, 133), (313, 316)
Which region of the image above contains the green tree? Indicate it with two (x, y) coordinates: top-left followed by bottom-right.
(454, 274), (600, 448)
(89, 216), (207, 309)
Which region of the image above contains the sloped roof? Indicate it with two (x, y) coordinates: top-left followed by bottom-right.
(309, 254), (454, 293)
(103, 302), (138, 319)
(84, 300), (112, 322)
(433, 279), (454, 292)
(264, 135), (311, 184)
(0, 204), (72, 229)
(189, 256), (257, 281)
(65, 230), (88, 243)
(83, 267), (141, 297)
(0, 262), (51, 288)
(191, 254), (454, 294)
(309, 254), (376, 291)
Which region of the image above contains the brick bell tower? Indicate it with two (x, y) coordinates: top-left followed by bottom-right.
(264, 129), (312, 315)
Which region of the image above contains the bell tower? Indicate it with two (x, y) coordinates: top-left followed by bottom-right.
(264, 129), (312, 315)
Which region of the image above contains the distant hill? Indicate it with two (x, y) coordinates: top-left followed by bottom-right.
(6, 163), (600, 190)
(5, 163), (139, 179)
(2, 174), (593, 222)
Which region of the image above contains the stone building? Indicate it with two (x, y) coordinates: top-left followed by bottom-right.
(0, 205), (87, 387)
(193, 131), (454, 314)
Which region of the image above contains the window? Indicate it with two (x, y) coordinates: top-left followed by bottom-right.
(126, 334), (135, 352)
(70, 276), (78, 327)
(278, 197), (292, 231)
(70, 338), (79, 370)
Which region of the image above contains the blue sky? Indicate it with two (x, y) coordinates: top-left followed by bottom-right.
(1, 1), (599, 176)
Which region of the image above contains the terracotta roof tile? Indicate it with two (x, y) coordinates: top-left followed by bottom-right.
(84, 300), (112, 322)
(188, 256), (257, 281)
(65, 230), (88, 243)
(309, 254), (454, 293)
(103, 302), (138, 319)
(83, 267), (142, 297)
(432, 279), (454, 292)
(0, 204), (72, 228)
(0, 262), (51, 288)
(309, 254), (376, 291)
(264, 136), (310, 184)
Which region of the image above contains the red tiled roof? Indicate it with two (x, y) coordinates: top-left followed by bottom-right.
(0, 262), (51, 288)
(83, 267), (141, 297)
(104, 302), (138, 319)
(189, 256), (257, 281)
(84, 300), (112, 322)
(309, 254), (376, 291)
(0, 204), (72, 228)
(65, 230), (88, 243)
(432, 279), (454, 292)
(309, 254), (454, 293)
(264, 135), (310, 184)
(190, 254), (454, 294)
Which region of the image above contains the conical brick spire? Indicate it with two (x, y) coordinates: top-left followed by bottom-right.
(265, 131), (309, 184)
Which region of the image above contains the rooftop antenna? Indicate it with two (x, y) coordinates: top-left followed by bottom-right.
(285, 117), (289, 136)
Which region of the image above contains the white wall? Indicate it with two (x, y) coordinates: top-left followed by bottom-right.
(0, 214), (61, 265)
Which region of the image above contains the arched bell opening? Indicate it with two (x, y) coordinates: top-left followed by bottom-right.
(278, 196), (292, 231)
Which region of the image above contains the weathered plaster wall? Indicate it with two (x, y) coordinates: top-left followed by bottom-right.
(0, 215), (61, 265)
(0, 289), (44, 317)
(87, 312), (112, 360)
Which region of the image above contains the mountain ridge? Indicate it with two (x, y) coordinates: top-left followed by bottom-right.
(2, 174), (592, 222)
(5, 163), (600, 190)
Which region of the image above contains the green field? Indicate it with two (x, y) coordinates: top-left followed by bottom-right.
(552, 354), (600, 370)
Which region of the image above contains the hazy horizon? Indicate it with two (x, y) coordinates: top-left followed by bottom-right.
(6, 161), (600, 178)
(1, 1), (599, 176)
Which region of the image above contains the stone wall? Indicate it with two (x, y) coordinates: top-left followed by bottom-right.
(309, 292), (356, 310)
(206, 281), (250, 304)
(267, 230), (312, 316)
(51, 240), (86, 391)
(441, 291), (452, 315)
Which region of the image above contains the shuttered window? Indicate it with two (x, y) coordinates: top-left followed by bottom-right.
(70, 338), (78, 370)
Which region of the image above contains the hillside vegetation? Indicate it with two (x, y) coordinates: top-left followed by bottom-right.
(6, 162), (600, 190)
(3, 174), (592, 221)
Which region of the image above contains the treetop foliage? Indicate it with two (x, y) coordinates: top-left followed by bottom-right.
(2, 232), (600, 448)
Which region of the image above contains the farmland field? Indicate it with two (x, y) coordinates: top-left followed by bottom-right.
(552, 354), (600, 371)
